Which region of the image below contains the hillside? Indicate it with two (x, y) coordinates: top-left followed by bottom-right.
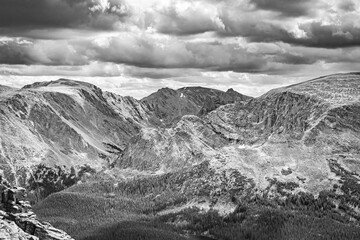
(1, 73), (360, 239)
(0, 79), (250, 188)
(0, 79), (154, 187)
(117, 73), (360, 191)
(34, 161), (360, 240)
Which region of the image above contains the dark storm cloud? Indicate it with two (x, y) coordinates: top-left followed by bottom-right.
(219, 17), (360, 49)
(143, 1), (360, 50)
(0, 41), (30, 64)
(293, 21), (360, 48)
(0, 39), (88, 65)
(1, 0), (360, 84)
(3, 31), (360, 75)
(90, 36), (267, 72)
(252, 21), (360, 49)
(267, 44), (360, 67)
(0, 0), (129, 30)
(218, 17), (293, 43)
(0, 35), (267, 72)
(250, 0), (315, 17)
(338, 1), (356, 12)
(272, 52), (318, 65)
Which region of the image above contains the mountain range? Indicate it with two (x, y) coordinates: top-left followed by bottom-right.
(0, 73), (360, 239)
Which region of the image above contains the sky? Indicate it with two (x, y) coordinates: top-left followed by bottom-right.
(0, 0), (359, 99)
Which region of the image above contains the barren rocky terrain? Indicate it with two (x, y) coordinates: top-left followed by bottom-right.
(0, 73), (360, 239)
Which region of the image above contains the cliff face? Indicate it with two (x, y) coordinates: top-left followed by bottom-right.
(0, 79), (153, 185)
(0, 179), (73, 240)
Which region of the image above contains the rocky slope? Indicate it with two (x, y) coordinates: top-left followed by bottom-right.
(117, 73), (360, 196)
(0, 80), (249, 187)
(0, 178), (73, 240)
(1, 73), (360, 239)
(1, 74), (358, 196)
(14, 72), (358, 240)
(141, 87), (251, 126)
(0, 79), (154, 186)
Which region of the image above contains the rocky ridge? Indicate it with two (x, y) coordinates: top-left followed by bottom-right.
(0, 178), (73, 240)
(0, 79), (154, 186)
(0, 79), (249, 188)
(9, 73), (359, 240)
(116, 73), (360, 195)
(1, 74), (358, 197)
(141, 86), (251, 126)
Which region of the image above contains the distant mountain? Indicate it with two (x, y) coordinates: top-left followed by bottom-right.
(1, 73), (360, 240)
(141, 86), (251, 126)
(0, 79), (154, 186)
(117, 73), (360, 195)
(0, 79), (248, 186)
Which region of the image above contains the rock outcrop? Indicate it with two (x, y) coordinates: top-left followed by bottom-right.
(0, 178), (73, 240)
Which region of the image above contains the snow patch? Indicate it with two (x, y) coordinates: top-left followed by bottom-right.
(157, 200), (236, 216)
(238, 144), (252, 150)
(154, 164), (166, 174)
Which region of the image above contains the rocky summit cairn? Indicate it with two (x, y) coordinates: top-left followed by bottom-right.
(0, 177), (74, 240)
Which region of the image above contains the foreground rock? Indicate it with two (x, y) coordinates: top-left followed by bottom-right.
(0, 179), (73, 240)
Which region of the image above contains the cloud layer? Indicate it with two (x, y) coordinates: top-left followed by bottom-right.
(0, 0), (359, 97)
(0, 0), (130, 30)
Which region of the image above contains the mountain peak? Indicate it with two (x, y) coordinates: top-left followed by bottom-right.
(156, 87), (177, 94)
(178, 86), (219, 91)
(22, 78), (99, 91)
(141, 86), (251, 125)
(265, 72), (360, 106)
(227, 88), (234, 92)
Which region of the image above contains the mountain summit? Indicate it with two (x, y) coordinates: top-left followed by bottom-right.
(141, 86), (251, 125)
(0, 79), (153, 185)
